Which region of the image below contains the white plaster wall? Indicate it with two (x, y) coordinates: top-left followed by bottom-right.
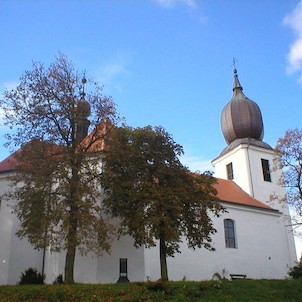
(0, 173), (44, 285)
(0, 145), (297, 284)
(213, 144), (287, 212)
(0, 171), (146, 285)
(95, 235), (145, 284)
(213, 146), (253, 196)
(246, 146), (287, 212)
(43, 234), (145, 284)
(212, 144), (297, 265)
(7, 228), (43, 285)
(44, 249), (64, 284)
(0, 174), (14, 285)
(144, 204), (294, 281)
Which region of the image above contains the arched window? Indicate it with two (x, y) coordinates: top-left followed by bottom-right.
(224, 219), (237, 248)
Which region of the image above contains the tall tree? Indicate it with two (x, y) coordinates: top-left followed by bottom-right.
(275, 128), (302, 227)
(101, 126), (224, 281)
(0, 54), (119, 283)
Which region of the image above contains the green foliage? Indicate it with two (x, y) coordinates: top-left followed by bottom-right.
(0, 54), (119, 283)
(1, 280), (302, 302)
(275, 128), (302, 224)
(145, 281), (173, 295)
(18, 267), (44, 285)
(288, 255), (302, 279)
(53, 274), (64, 284)
(101, 125), (224, 281)
(288, 264), (302, 279)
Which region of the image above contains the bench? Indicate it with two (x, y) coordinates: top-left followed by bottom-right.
(230, 274), (247, 280)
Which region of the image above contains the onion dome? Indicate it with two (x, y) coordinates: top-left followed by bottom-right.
(77, 94), (91, 118)
(221, 69), (264, 145)
(76, 77), (91, 118)
(75, 77), (91, 143)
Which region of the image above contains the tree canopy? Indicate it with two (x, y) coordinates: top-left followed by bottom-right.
(0, 54), (119, 283)
(276, 128), (302, 226)
(101, 125), (224, 281)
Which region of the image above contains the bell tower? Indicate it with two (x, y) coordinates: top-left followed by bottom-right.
(212, 69), (286, 213)
(212, 66), (297, 266)
(75, 77), (91, 145)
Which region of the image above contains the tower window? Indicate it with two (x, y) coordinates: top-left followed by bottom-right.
(224, 219), (237, 248)
(226, 163), (234, 180)
(261, 159), (271, 182)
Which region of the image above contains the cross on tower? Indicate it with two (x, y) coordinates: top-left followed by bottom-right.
(232, 58), (238, 74)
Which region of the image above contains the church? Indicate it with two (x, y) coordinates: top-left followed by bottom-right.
(0, 69), (297, 284)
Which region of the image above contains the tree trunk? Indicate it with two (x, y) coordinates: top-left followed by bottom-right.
(65, 243), (76, 283)
(64, 222), (77, 283)
(159, 235), (169, 282)
(64, 158), (80, 284)
(64, 201), (78, 283)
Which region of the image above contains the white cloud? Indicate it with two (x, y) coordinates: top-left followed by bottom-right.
(286, 37), (302, 74)
(94, 59), (129, 94)
(153, 0), (196, 9)
(2, 81), (19, 91)
(97, 63), (127, 87)
(180, 155), (213, 173)
(283, 1), (302, 77)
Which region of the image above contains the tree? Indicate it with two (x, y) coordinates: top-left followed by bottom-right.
(288, 254), (302, 279)
(101, 125), (224, 281)
(275, 128), (302, 227)
(0, 54), (119, 283)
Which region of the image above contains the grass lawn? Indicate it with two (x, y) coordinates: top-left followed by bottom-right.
(0, 279), (301, 301)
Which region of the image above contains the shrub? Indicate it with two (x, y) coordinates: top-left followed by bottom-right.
(288, 255), (302, 279)
(53, 274), (64, 284)
(288, 264), (302, 279)
(145, 281), (173, 295)
(19, 267), (45, 285)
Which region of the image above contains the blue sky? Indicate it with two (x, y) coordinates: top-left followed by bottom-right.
(0, 0), (302, 172)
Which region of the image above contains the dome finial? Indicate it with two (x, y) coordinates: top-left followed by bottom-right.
(77, 72), (91, 119)
(81, 73), (87, 101)
(232, 57), (238, 75)
(231, 59), (243, 91)
(75, 73), (90, 144)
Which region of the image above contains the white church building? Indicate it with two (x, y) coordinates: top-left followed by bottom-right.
(0, 70), (297, 284)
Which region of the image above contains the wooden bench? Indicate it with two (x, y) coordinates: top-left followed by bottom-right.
(230, 274), (247, 280)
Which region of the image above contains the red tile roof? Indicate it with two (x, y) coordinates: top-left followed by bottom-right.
(0, 120), (111, 173)
(0, 139), (65, 173)
(0, 124), (276, 213)
(213, 178), (276, 211)
(0, 152), (277, 212)
(80, 119), (110, 152)
(0, 151), (19, 173)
